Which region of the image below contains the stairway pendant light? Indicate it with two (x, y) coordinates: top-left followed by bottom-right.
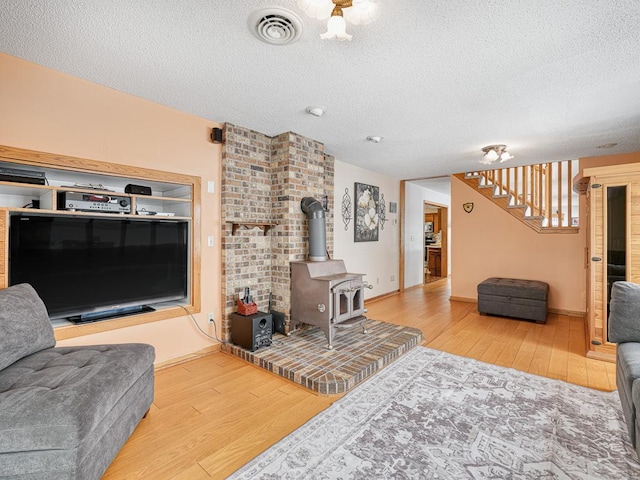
(480, 145), (514, 165)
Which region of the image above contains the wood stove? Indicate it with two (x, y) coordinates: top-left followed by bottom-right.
(290, 259), (370, 349)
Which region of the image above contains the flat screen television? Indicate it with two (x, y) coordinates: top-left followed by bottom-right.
(9, 214), (189, 322)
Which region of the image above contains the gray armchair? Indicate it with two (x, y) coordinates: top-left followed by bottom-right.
(608, 281), (640, 460)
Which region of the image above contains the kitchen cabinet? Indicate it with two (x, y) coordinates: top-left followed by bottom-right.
(427, 247), (441, 277)
(424, 212), (440, 233)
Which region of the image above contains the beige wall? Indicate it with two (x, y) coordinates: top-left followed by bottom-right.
(0, 53), (222, 364)
(450, 176), (587, 313)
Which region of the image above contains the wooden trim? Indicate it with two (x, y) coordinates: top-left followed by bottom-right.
(557, 161), (563, 225)
(365, 290), (400, 304)
(545, 163), (552, 225)
(446, 297), (585, 318)
(586, 350), (616, 363)
(191, 178), (202, 314)
(583, 161), (640, 177)
(439, 206), (448, 278)
(404, 283), (426, 292)
(420, 198), (449, 209)
(0, 145), (197, 185)
(399, 180), (406, 292)
(567, 161), (572, 226)
(154, 344), (221, 370)
(548, 307), (585, 317)
(54, 306), (194, 341)
(587, 179), (598, 349)
(449, 295), (476, 303)
(523, 165), (528, 208)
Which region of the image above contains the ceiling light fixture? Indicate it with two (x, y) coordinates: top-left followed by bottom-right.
(297, 0), (380, 41)
(480, 144), (514, 165)
(366, 136), (382, 143)
(305, 106), (325, 117)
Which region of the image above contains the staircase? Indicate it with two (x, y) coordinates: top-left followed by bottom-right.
(455, 160), (580, 234)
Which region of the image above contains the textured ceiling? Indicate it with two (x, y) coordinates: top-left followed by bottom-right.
(1, 1), (640, 180)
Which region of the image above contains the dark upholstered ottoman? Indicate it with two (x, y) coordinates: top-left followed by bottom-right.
(477, 277), (549, 324)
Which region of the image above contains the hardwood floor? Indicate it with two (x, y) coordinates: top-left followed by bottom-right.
(103, 278), (616, 479)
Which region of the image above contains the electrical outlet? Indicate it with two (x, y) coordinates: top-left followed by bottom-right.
(208, 312), (214, 323)
(390, 275), (395, 282)
(207, 235), (214, 247)
(376, 277), (380, 284)
(207, 180), (215, 193)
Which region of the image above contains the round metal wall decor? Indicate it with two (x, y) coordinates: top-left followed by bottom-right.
(378, 193), (387, 230)
(341, 187), (352, 230)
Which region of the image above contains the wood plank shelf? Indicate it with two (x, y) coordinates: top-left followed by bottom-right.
(227, 221), (277, 236)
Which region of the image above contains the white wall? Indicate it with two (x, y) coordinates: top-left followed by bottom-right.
(404, 182), (451, 288)
(333, 160), (400, 298)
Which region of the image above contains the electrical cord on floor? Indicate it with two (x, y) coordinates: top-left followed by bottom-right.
(179, 305), (226, 344)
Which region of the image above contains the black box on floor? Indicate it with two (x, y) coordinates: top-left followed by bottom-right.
(271, 310), (286, 334)
(230, 311), (272, 352)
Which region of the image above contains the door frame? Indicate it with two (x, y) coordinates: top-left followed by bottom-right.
(423, 201), (448, 281)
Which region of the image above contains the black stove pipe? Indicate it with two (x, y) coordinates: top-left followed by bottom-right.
(301, 197), (327, 261)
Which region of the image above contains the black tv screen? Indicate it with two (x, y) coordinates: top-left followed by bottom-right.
(9, 214), (188, 321)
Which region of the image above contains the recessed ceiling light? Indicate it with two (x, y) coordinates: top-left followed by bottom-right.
(305, 106), (325, 117)
(366, 136), (383, 143)
(596, 143), (618, 149)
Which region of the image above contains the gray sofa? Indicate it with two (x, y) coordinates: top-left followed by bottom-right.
(608, 281), (640, 460)
(0, 283), (155, 479)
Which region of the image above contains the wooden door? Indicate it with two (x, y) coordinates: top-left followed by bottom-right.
(585, 164), (638, 361)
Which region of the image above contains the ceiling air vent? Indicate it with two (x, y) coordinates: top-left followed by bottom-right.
(248, 8), (303, 46)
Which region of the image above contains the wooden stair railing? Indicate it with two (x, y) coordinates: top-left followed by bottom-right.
(455, 160), (579, 234)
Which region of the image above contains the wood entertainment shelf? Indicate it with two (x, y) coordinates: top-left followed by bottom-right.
(0, 144), (202, 340)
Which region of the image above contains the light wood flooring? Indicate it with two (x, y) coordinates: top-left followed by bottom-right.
(103, 278), (616, 479)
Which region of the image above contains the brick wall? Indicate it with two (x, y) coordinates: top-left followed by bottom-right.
(221, 124), (334, 340)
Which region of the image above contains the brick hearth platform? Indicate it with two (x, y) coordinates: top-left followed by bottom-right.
(221, 319), (423, 395)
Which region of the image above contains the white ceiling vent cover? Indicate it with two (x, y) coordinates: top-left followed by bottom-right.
(249, 8), (303, 45)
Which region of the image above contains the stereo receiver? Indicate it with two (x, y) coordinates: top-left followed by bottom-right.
(57, 192), (131, 214)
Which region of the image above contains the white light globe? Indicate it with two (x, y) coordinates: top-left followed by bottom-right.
(499, 151), (514, 162)
(344, 0), (380, 25)
(483, 149), (499, 163)
(321, 15), (353, 41)
(297, 0), (334, 19)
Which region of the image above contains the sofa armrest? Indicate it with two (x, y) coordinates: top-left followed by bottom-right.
(608, 282), (640, 344)
(0, 283), (55, 370)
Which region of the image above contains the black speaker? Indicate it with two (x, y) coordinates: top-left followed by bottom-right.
(211, 127), (223, 144)
(125, 184), (152, 195)
(271, 310), (286, 334)
(230, 311), (272, 351)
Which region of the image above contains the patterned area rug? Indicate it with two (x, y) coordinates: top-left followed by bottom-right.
(229, 347), (640, 479)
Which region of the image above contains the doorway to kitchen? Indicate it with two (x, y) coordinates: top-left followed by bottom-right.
(424, 202), (448, 284)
